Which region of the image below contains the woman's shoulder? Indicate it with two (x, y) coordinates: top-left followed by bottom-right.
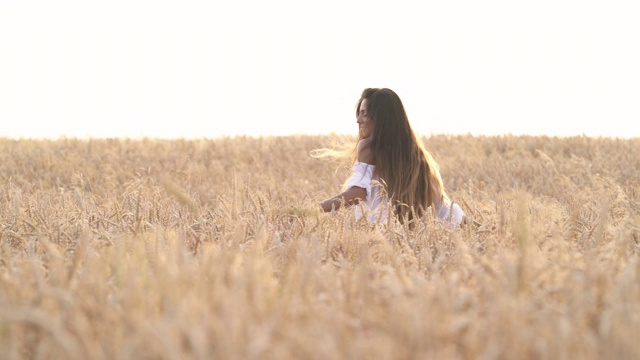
(357, 138), (374, 164)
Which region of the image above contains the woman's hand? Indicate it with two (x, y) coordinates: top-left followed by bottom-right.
(319, 186), (367, 212)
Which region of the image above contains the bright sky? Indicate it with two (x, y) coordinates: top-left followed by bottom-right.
(1, 0), (638, 139)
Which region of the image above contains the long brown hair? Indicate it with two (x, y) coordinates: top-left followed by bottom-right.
(357, 88), (447, 221)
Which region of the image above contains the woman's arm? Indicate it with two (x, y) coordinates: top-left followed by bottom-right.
(319, 138), (373, 213)
(319, 186), (367, 212)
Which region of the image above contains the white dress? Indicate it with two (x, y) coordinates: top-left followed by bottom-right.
(345, 162), (464, 225)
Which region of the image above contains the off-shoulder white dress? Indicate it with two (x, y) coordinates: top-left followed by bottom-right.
(345, 162), (464, 225)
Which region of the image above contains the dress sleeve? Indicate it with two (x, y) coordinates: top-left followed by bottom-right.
(435, 198), (464, 226)
(345, 162), (374, 201)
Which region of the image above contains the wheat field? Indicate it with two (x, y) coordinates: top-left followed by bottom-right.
(0, 135), (638, 359)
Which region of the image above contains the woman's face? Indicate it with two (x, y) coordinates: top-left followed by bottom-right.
(357, 98), (374, 138)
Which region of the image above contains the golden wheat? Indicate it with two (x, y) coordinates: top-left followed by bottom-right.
(0, 135), (638, 359)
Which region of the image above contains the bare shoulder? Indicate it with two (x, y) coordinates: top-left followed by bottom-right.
(357, 138), (374, 164)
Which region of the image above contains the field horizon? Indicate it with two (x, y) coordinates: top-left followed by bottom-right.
(1, 134), (638, 359)
(2, 131), (639, 141)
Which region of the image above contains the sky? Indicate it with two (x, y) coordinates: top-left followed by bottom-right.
(1, 0), (638, 139)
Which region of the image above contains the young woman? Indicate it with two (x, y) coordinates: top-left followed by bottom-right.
(318, 88), (466, 226)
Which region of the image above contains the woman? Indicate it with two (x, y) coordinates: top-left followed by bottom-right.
(318, 88), (466, 226)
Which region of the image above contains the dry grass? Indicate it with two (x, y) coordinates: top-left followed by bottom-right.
(0, 134), (638, 359)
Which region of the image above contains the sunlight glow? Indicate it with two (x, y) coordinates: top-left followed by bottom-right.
(1, 0), (638, 139)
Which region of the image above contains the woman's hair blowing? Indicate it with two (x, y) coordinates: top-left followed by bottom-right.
(357, 88), (447, 221)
